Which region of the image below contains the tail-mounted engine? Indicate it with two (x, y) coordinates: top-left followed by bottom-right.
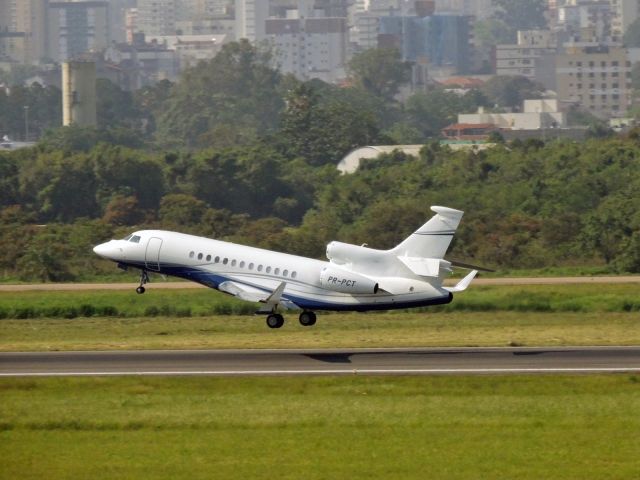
(326, 241), (383, 266)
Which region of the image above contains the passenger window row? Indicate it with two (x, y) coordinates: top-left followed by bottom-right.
(189, 251), (297, 278)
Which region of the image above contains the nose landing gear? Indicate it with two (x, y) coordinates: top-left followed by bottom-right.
(136, 270), (149, 294)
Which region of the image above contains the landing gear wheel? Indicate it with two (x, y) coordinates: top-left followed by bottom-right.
(266, 313), (284, 329)
(299, 311), (316, 327)
(136, 270), (149, 294)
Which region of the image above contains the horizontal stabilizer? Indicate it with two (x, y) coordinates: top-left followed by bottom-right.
(397, 257), (447, 277)
(449, 260), (494, 272)
(443, 270), (478, 293)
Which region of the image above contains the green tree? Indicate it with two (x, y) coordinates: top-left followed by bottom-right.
(481, 76), (544, 109)
(19, 151), (99, 222)
(348, 47), (411, 101)
(406, 89), (488, 138)
(155, 40), (284, 148)
(91, 144), (165, 211)
(96, 78), (141, 130)
(280, 86), (381, 166)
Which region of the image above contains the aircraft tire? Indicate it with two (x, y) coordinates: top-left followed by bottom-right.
(136, 286), (146, 294)
(266, 313), (284, 329)
(299, 311), (316, 327)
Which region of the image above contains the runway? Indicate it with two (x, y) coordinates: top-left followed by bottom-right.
(2, 347), (640, 377)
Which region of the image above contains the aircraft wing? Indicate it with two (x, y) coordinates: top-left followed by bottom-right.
(218, 281), (299, 310)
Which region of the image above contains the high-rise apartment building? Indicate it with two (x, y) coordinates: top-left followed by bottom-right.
(378, 14), (472, 73)
(137, 0), (178, 36)
(266, 16), (348, 82)
(0, 0), (48, 64)
(235, 0), (270, 41)
(496, 30), (557, 80)
(48, 1), (109, 62)
(556, 44), (632, 118)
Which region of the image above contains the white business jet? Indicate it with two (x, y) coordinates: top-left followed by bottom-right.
(93, 206), (483, 328)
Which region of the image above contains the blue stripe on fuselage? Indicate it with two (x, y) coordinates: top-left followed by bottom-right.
(119, 261), (453, 312)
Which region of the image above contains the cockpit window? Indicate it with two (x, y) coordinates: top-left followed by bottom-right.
(130, 235), (141, 243)
(123, 234), (132, 241)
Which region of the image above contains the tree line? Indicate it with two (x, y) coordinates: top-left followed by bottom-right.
(2, 132), (640, 281)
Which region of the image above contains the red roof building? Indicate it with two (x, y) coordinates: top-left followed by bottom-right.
(441, 123), (498, 141)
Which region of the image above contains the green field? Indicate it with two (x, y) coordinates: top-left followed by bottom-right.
(1, 284), (639, 320)
(1, 375), (639, 480)
(1, 284), (640, 351)
(2, 311), (640, 351)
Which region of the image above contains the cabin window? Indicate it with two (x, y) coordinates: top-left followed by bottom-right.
(223, 258), (228, 265)
(197, 253), (203, 260)
(189, 251), (195, 258)
(258, 265), (263, 272)
(291, 272), (297, 279)
(266, 266), (271, 273)
(249, 263), (254, 270)
(206, 255), (211, 262)
(130, 235), (141, 243)
(283, 269), (289, 277)
(274, 268), (280, 276)
(231, 259), (237, 267)
(215, 256), (220, 263)
(240, 261), (245, 268)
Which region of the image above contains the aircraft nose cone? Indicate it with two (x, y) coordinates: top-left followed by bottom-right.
(93, 242), (110, 258)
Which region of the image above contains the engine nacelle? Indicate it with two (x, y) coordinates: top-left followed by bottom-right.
(326, 241), (383, 266)
(320, 267), (379, 294)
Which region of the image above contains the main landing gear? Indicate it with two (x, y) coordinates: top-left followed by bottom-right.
(265, 311), (317, 329)
(136, 270), (150, 294)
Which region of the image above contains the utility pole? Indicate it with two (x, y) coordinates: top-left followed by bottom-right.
(24, 105), (29, 142)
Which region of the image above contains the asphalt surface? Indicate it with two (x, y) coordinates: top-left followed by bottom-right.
(1, 347), (640, 377)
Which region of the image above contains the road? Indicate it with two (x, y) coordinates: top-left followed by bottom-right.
(1, 276), (640, 292)
(1, 347), (640, 377)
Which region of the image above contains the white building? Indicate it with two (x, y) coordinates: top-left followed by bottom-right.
(267, 16), (348, 82)
(459, 99), (567, 130)
(146, 34), (228, 68)
(235, 0), (270, 41)
(496, 30), (557, 80)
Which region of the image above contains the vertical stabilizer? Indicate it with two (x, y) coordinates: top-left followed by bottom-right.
(391, 206), (464, 259)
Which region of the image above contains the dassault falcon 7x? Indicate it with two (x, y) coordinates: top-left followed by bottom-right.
(93, 206), (484, 328)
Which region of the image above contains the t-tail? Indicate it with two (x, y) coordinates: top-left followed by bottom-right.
(391, 206), (464, 259)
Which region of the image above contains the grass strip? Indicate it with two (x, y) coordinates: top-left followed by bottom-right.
(1, 284), (640, 320)
(1, 375), (639, 480)
(1, 311), (639, 351)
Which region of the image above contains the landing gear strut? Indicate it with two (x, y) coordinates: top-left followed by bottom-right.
(266, 313), (284, 329)
(136, 270), (149, 294)
(299, 311), (317, 327)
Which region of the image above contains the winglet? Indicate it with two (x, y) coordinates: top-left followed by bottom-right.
(443, 270), (478, 293)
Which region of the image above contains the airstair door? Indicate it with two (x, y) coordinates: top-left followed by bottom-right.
(145, 237), (162, 271)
